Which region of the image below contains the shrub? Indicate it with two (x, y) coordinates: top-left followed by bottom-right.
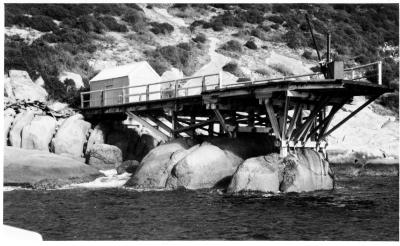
(29, 15), (59, 32)
(192, 33), (207, 43)
(244, 40), (257, 50)
(302, 50), (313, 59)
(219, 40), (243, 53)
(269, 63), (293, 76)
(150, 22), (174, 35)
(255, 68), (271, 77)
(271, 23), (280, 30)
(250, 28), (266, 40)
(222, 62), (238, 73)
(268, 15), (284, 24)
(123, 9), (145, 31)
(99, 15), (128, 32)
(259, 25), (271, 32)
(75, 15), (105, 33)
(284, 30), (307, 49)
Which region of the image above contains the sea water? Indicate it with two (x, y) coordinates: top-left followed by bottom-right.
(3, 173), (399, 240)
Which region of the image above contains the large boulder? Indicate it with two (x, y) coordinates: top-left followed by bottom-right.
(21, 115), (57, 151)
(4, 108), (16, 145)
(51, 114), (91, 158)
(165, 142), (243, 190)
(125, 138), (196, 188)
(5, 70), (47, 102)
(280, 149), (334, 192)
(9, 110), (35, 147)
(86, 122), (111, 154)
(227, 154), (282, 193)
(87, 144), (123, 170)
(4, 147), (102, 189)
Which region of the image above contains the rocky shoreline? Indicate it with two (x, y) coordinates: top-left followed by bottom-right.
(3, 70), (399, 191)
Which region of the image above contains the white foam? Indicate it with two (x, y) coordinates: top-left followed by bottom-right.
(3, 186), (32, 192)
(65, 169), (132, 189)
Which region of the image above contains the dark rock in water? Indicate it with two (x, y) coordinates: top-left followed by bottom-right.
(4, 147), (102, 189)
(86, 144), (123, 170)
(117, 160), (140, 174)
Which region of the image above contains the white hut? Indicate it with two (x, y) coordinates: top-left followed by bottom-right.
(89, 61), (161, 107)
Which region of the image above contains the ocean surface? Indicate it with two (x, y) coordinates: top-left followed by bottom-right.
(3, 175), (399, 240)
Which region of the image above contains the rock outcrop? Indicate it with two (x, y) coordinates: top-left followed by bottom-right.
(86, 144), (123, 170)
(228, 149), (334, 193)
(51, 114), (91, 158)
(21, 115), (57, 151)
(280, 149), (334, 192)
(86, 122), (110, 153)
(166, 142), (243, 189)
(5, 70), (47, 102)
(4, 108), (16, 144)
(9, 110), (36, 147)
(227, 154), (282, 193)
(125, 138), (196, 188)
(4, 147), (102, 189)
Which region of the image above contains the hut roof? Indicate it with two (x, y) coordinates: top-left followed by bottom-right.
(90, 61), (151, 82)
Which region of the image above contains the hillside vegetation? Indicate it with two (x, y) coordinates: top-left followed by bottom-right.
(4, 4), (399, 110)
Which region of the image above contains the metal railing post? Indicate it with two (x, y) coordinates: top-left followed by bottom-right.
(80, 93), (84, 108)
(102, 90), (105, 106)
(378, 61), (382, 85)
(122, 88), (125, 104)
(201, 76), (206, 92)
(146, 85), (150, 101)
(174, 80), (178, 98)
(218, 72), (222, 89)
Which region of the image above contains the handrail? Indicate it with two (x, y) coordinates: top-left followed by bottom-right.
(81, 62), (382, 109)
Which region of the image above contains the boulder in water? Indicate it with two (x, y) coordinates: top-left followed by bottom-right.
(87, 144), (123, 170)
(51, 114), (91, 158)
(4, 108), (16, 145)
(9, 110), (35, 147)
(125, 138), (195, 188)
(21, 115), (57, 151)
(166, 142), (243, 190)
(227, 153), (282, 193)
(280, 149), (334, 192)
(86, 122), (111, 154)
(4, 147), (102, 189)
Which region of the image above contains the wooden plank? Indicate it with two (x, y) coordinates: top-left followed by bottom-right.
(321, 95), (379, 139)
(292, 97), (330, 141)
(281, 93), (289, 141)
(173, 118), (217, 134)
(213, 109), (233, 137)
(126, 112), (169, 141)
(265, 99), (281, 140)
(286, 104), (303, 140)
(146, 115), (173, 135)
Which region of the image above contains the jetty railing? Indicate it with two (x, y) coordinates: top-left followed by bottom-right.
(81, 61), (382, 109)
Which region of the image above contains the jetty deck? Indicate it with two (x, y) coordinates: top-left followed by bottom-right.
(81, 62), (392, 156)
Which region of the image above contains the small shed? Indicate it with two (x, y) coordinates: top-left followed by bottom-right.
(89, 61), (161, 107)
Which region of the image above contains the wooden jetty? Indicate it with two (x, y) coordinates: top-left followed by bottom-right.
(81, 61), (391, 157)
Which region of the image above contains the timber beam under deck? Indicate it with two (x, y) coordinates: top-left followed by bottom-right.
(81, 79), (392, 157)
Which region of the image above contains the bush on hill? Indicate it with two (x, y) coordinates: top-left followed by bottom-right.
(219, 40), (243, 53)
(149, 22), (174, 35)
